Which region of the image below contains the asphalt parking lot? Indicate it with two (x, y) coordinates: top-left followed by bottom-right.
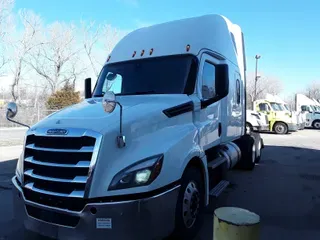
(0, 129), (320, 240)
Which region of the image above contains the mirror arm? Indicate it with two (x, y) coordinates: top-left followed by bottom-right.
(115, 101), (125, 148)
(117, 102), (123, 136)
(6, 112), (30, 129)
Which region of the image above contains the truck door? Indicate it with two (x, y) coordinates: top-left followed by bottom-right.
(194, 54), (221, 151)
(258, 102), (272, 122)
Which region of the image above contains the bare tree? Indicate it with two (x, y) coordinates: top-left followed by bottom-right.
(283, 94), (296, 111)
(9, 9), (43, 101)
(0, 0), (13, 39)
(81, 20), (101, 78)
(0, 0), (14, 73)
(29, 22), (85, 93)
(304, 81), (320, 100)
(246, 72), (283, 109)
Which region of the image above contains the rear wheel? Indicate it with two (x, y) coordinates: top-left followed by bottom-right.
(273, 122), (288, 134)
(312, 120), (320, 129)
(235, 135), (256, 170)
(172, 167), (204, 240)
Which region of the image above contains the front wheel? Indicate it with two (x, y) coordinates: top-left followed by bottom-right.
(171, 167), (204, 240)
(312, 120), (320, 129)
(273, 122), (288, 134)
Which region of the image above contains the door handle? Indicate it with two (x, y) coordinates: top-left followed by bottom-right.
(218, 122), (222, 137)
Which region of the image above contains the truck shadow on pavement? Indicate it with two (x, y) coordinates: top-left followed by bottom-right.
(1, 145), (320, 240)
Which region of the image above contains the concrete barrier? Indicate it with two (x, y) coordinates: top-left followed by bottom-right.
(213, 207), (260, 240)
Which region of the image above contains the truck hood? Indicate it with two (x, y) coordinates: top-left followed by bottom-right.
(31, 94), (193, 134)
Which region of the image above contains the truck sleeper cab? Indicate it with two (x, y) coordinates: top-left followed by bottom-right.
(254, 99), (298, 134)
(9, 14), (262, 240)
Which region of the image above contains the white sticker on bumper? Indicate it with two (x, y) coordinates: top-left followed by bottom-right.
(96, 218), (112, 229)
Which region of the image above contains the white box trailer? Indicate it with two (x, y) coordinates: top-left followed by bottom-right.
(6, 14), (263, 240)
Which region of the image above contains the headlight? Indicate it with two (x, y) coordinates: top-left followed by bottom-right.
(108, 154), (163, 191)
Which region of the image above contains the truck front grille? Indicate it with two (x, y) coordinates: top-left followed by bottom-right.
(22, 128), (102, 212)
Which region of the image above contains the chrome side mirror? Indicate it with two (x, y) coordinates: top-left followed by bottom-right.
(102, 91), (117, 113)
(102, 91), (125, 148)
(6, 102), (18, 119)
(5, 102), (30, 128)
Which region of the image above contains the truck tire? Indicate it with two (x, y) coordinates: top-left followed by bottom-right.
(171, 167), (204, 240)
(235, 135), (256, 170)
(273, 122), (288, 134)
(246, 122), (253, 134)
(312, 120), (320, 129)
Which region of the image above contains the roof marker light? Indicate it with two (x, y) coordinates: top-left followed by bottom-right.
(149, 48), (154, 55)
(186, 44), (191, 52)
(132, 51), (136, 58)
(141, 50), (145, 56)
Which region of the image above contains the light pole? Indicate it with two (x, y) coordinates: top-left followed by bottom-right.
(254, 54), (261, 101)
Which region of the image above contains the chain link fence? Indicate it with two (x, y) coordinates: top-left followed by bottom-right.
(0, 107), (58, 128)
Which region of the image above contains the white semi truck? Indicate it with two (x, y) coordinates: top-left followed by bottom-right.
(6, 14), (263, 240)
(296, 93), (320, 129)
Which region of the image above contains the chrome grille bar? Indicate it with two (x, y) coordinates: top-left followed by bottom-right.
(24, 170), (88, 183)
(25, 144), (94, 153)
(25, 156), (90, 168)
(25, 183), (84, 198)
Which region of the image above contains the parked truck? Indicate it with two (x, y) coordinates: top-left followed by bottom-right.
(296, 93), (320, 129)
(6, 14), (263, 240)
(254, 98), (298, 134)
(265, 93), (306, 130)
(246, 110), (269, 134)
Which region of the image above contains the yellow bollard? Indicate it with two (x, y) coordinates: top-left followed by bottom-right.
(213, 207), (260, 240)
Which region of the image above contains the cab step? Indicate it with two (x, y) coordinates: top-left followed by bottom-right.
(209, 180), (229, 198)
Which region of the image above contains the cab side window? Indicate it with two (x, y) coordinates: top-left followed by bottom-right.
(301, 105), (307, 112)
(202, 61), (216, 100)
(259, 103), (269, 111)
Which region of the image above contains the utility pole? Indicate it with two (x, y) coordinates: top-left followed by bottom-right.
(254, 54), (261, 101)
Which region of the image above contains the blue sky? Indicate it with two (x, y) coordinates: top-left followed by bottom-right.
(14, 0), (320, 96)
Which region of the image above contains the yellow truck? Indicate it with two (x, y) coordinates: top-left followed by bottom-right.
(253, 99), (298, 134)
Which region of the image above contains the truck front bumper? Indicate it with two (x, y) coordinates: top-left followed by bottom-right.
(287, 123), (299, 131)
(12, 176), (180, 240)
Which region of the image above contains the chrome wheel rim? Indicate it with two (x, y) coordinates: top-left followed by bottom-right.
(246, 123), (251, 134)
(252, 142), (256, 163)
(256, 140), (261, 158)
(275, 125), (285, 133)
(183, 181), (200, 229)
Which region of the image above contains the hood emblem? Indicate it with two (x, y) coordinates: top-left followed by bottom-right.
(46, 129), (68, 135)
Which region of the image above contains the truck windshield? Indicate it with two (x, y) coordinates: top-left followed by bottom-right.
(277, 104), (285, 111)
(310, 105), (317, 112)
(270, 102), (281, 111)
(92, 55), (198, 97)
(284, 104), (290, 111)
